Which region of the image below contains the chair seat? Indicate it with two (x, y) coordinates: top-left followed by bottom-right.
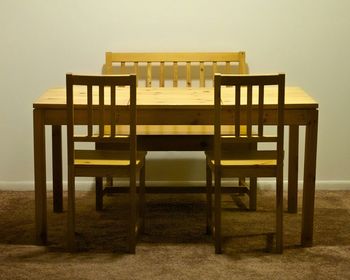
(211, 158), (277, 167)
(75, 150), (146, 167)
(207, 151), (277, 177)
(206, 151), (279, 177)
(207, 150), (277, 162)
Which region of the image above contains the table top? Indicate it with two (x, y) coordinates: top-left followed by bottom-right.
(33, 86), (318, 110)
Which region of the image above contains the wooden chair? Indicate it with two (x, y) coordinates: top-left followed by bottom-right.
(66, 73), (145, 253)
(206, 73), (285, 254)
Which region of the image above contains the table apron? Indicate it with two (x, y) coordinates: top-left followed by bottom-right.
(40, 108), (317, 126)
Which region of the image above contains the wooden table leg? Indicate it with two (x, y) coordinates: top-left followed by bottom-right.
(33, 109), (47, 245)
(52, 125), (63, 213)
(288, 125), (299, 213)
(301, 111), (318, 247)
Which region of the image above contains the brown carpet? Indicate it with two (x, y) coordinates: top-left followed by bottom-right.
(0, 189), (350, 279)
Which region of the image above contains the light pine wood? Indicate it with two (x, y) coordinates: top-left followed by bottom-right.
(34, 86), (318, 110)
(66, 74), (145, 253)
(103, 52), (247, 87)
(206, 73), (285, 254)
(33, 84), (319, 248)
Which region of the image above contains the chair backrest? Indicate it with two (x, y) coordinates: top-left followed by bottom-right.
(66, 73), (137, 162)
(213, 73), (285, 165)
(103, 52), (247, 87)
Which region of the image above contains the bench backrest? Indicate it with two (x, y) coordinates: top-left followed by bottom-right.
(103, 52), (247, 87)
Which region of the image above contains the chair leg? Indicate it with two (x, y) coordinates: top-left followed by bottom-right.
(95, 177), (103, 211)
(248, 142), (258, 211)
(249, 177), (257, 211)
(214, 167), (222, 254)
(139, 164), (146, 233)
(128, 171), (137, 254)
(67, 175), (76, 251)
(206, 164), (213, 235)
(276, 177), (284, 253)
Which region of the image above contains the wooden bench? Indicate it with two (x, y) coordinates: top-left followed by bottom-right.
(103, 52), (247, 86)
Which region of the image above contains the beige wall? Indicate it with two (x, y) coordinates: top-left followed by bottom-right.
(1, 0), (349, 189)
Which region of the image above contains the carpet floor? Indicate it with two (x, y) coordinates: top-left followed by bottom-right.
(0, 189), (349, 279)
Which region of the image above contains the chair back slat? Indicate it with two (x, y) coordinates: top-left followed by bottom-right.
(246, 85), (253, 136)
(110, 86), (116, 137)
(98, 85), (105, 138)
(104, 52), (247, 88)
(235, 85), (241, 137)
(258, 85), (264, 137)
(87, 85), (93, 137)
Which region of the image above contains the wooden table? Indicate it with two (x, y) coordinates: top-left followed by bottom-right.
(33, 86), (318, 247)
